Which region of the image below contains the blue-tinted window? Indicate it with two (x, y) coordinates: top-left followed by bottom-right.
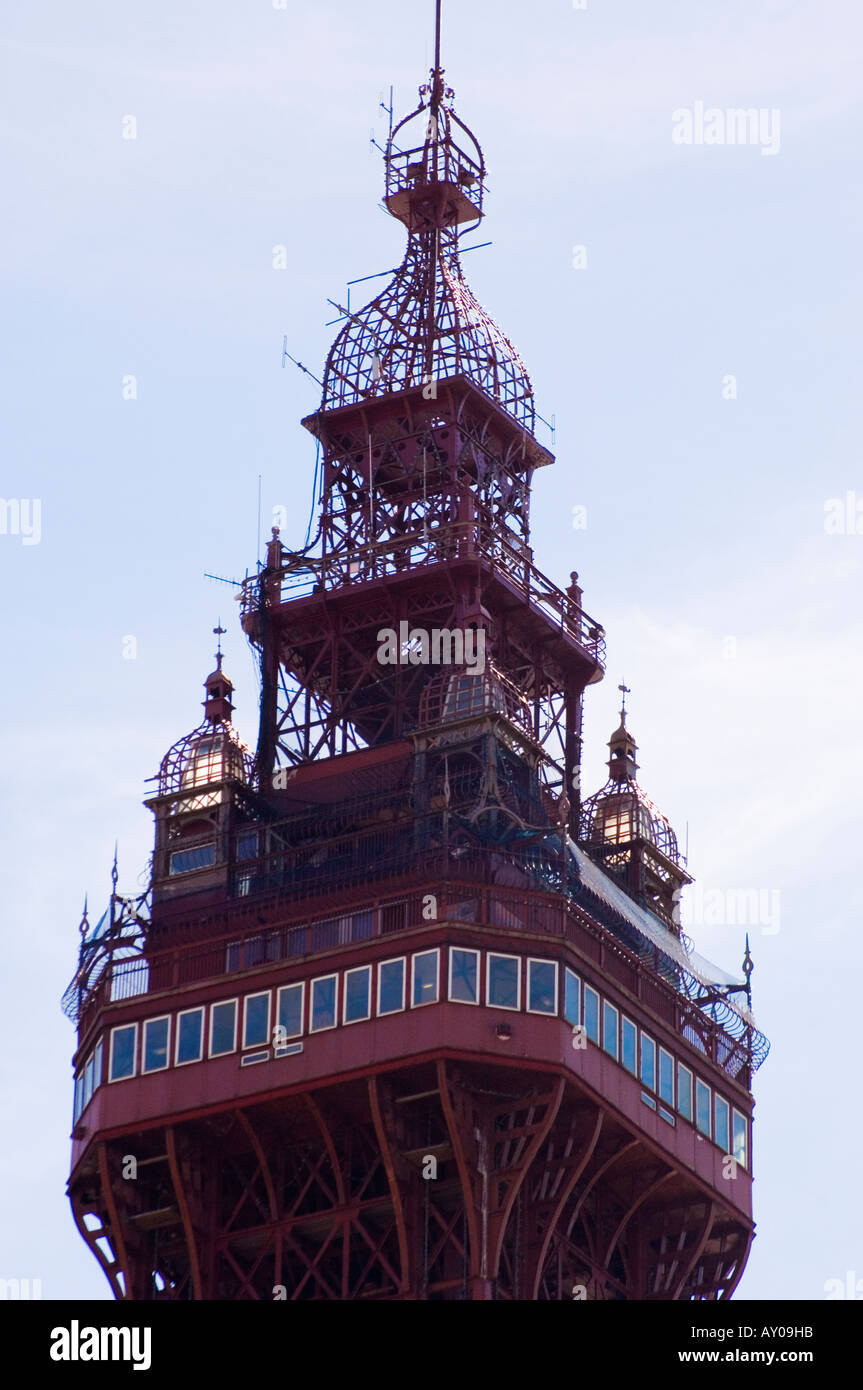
(449, 948), (478, 1004)
(210, 1000), (237, 1056)
(489, 954), (520, 1010)
(677, 1063), (693, 1122)
(715, 1095), (730, 1153)
(243, 993), (270, 1049)
(176, 1009), (204, 1064)
(527, 960), (557, 1014)
(344, 967), (371, 1023)
(236, 830), (258, 861)
(640, 1034), (656, 1091)
(143, 1017), (170, 1073)
(621, 1017), (637, 1075)
(169, 844), (215, 875)
(563, 969), (580, 1026)
(732, 1110), (748, 1168)
(378, 959), (405, 1014)
(412, 951), (439, 1007)
(311, 976), (337, 1031)
(73, 1073), (84, 1122)
(696, 1080), (712, 1137)
(584, 986), (600, 1043)
(94, 1038), (103, 1091)
(109, 1024), (136, 1081)
(602, 1002), (619, 1059)
(276, 984), (303, 1040)
(83, 1052), (95, 1107)
(659, 1048), (674, 1107)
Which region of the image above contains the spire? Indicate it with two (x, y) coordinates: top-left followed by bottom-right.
(607, 682), (639, 783)
(204, 627), (235, 724)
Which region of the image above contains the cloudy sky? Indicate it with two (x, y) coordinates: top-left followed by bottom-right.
(1, 0), (860, 1300)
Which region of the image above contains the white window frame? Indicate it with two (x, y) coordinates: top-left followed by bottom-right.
(621, 1015), (637, 1076)
(242, 991), (271, 1050)
(209, 998), (239, 1057)
(276, 982), (305, 1040)
(658, 1046), (675, 1108)
(142, 1014), (172, 1074)
(732, 1108), (749, 1169)
(343, 966), (372, 1025)
(695, 1079), (712, 1138)
(377, 957), (406, 1015)
(602, 1000), (619, 1059)
(487, 952), (521, 1012)
(448, 947), (480, 1005)
(526, 958), (558, 1016)
(563, 967), (580, 1026)
(411, 949), (440, 1008)
(640, 1032), (657, 1091)
(310, 974), (338, 1033)
(677, 1062), (693, 1122)
(715, 1094), (731, 1153)
(175, 1008), (205, 1066)
(108, 1022), (138, 1083)
(583, 984), (600, 1043)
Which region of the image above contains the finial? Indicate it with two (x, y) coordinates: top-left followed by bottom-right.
(214, 621), (226, 670)
(111, 842), (119, 893)
(78, 894), (89, 941)
(618, 680), (631, 720)
(742, 933), (754, 1008)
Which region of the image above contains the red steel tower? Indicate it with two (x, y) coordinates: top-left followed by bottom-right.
(64, 8), (768, 1301)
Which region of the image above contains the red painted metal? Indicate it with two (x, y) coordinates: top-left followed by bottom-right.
(64, 14), (766, 1301)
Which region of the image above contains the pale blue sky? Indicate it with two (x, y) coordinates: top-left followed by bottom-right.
(1, 0), (861, 1299)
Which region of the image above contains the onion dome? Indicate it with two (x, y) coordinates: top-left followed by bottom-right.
(156, 647), (253, 798)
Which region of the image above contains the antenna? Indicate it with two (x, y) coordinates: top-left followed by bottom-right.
(281, 337), (324, 387)
(434, 0), (442, 74)
(256, 474), (262, 569)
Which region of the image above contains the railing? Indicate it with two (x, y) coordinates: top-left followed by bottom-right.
(241, 521), (605, 670)
(72, 856), (767, 1083)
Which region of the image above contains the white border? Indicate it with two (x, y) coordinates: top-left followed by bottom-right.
(142, 1014), (172, 1074)
(732, 1108), (748, 1169)
(448, 947), (480, 1005)
(276, 981), (306, 1039)
(583, 983), (600, 1043)
(602, 999), (619, 1060)
(563, 967), (581, 1026)
(526, 958), (558, 1016)
(714, 1094), (731, 1152)
(640, 1031), (657, 1091)
(175, 1007), (205, 1066)
(209, 997), (239, 1057)
(410, 949), (440, 1008)
(487, 952), (521, 1011)
(310, 974), (338, 1032)
(243, 991), (271, 1050)
(621, 1015), (637, 1076)
(377, 957), (406, 1015)
(695, 1078), (712, 1138)
(108, 1022), (138, 1083)
(343, 966), (372, 1025)
(658, 1046), (675, 1107)
(677, 1061), (693, 1121)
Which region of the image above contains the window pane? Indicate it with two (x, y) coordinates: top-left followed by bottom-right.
(177, 1010), (203, 1064)
(715, 1096), (730, 1153)
(311, 976), (337, 1031)
(210, 1000), (237, 1055)
(144, 1017), (170, 1072)
(584, 986), (600, 1043)
(696, 1080), (712, 1137)
(528, 960), (556, 1014)
(732, 1110), (748, 1168)
(602, 1002), (619, 1059)
(345, 967), (371, 1023)
(94, 1038), (103, 1090)
(640, 1034), (656, 1090)
(489, 955), (520, 1010)
(236, 830), (258, 861)
(449, 949), (478, 1003)
(73, 1073), (84, 1122)
(379, 959), (405, 1014)
(659, 1049), (674, 1106)
(244, 994), (270, 1049)
(277, 985), (303, 1039)
(621, 1018), (637, 1075)
(169, 844), (215, 875)
(677, 1063), (693, 1121)
(412, 951), (438, 1006)
(563, 969), (580, 1026)
(110, 1025), (136, 1081)
(83, 1053), (95, 1106)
